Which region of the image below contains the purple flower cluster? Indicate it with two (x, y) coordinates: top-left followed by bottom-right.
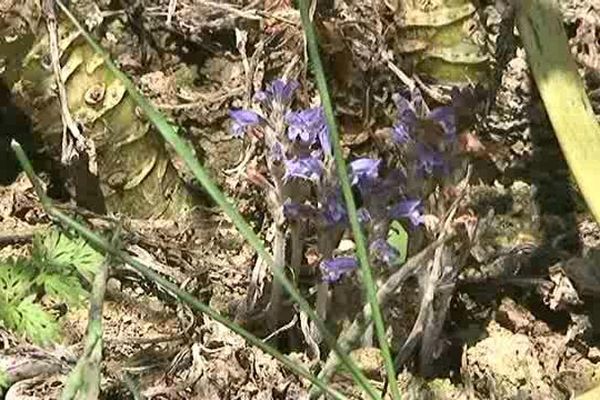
(318, 88), (458, 284)
(393, 87), (457, 176)
(229, 79), (331, 187)
(229, 80), (457, 285)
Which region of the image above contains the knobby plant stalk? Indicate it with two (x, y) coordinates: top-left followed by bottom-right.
(51, 4), (382, 398)
(297, 1), (401, 399)
(11, 140), (348, 400)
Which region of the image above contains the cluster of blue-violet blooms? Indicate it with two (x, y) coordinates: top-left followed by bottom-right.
(230, 81), (457, 285)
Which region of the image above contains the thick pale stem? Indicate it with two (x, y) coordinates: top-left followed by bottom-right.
(268, 224), (287, 329)
(289, 221), (304, 278)
(312, 228), (340, 340)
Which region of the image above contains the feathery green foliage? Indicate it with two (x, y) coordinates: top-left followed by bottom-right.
(0, 229), (103, 345)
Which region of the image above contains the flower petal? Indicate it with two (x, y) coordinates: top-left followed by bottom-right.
(349, 158), (381, 185)
(428, 106), (456, 139)
(389, 199), (424, 227)
(320, 257), (358, 283)
(229, 109), (261, 138)
(370, 239), (399, 265)
(286, 107), (326, 145)
(283, 157), (323, 182)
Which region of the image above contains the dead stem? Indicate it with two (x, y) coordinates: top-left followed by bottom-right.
(309, 231), (456, 399)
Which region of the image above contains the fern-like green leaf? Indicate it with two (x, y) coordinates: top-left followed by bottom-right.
(0, 260), (35, 304)
(36, 272), (87, 306)
(34, 229), (103, 282)
(13, 295), (60, 345)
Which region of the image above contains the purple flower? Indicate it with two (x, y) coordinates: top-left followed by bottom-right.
(286, 107), (328, 148)
(416, 143), (447, 176)
(320, 257), (358, 283)
(357, 208), (371, 225)
(283, 156), (323, 182)
(349, 158), (381, 186)
(229, 109), (261, 138)
(389, 199), (424, 227)
(254, 79), (299, 105)
(370, 239), (399, 265)
(428, 106), (456, 139)
(283, 199), (316, 220)
(321, 191), (347, 226)
(270, 141), (285, 162)
(317, 120), (332, 156)
(392, 120), (412, 144)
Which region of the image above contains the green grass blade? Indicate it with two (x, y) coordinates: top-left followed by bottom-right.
(52, 3), (381, 397)
(11, 140), (348, 400)
(515, 0), (600, 222)
(296, 1), (401, 399)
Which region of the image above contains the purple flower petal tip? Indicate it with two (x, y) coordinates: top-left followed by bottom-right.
(283, 157), (323, 182)
(229, 109), (261, 138)
(389, 199), (425, 227)
(256, 79), (300, 106)
(320, 257), (358, 283)
(286, 107), (328, 149)
(322, 192), (347, 226)
(349, 158), (381, 185)
(370, 239), (399, 265)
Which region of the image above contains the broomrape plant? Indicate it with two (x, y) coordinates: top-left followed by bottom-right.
(229, 81), (460, 314)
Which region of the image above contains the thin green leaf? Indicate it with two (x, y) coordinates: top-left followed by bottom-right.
(54, 2), (378, 397)
(296, 1), (401, 398)
(515, 0), (600, 222)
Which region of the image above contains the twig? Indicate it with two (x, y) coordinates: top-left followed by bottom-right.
(42, 0), (95, 170)
(166, 0), (177, 26)
(263, 313), (299, 342)
(0, 229), (40, 245)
